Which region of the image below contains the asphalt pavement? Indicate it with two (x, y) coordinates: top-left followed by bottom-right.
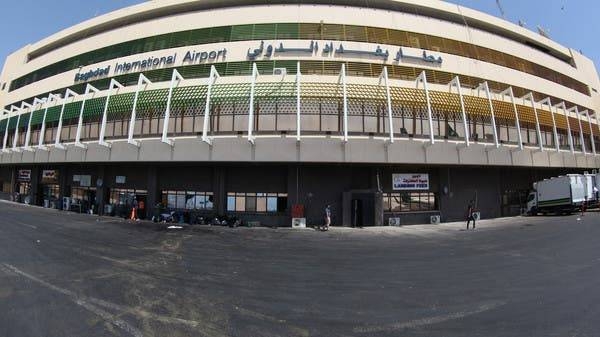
(1, 201), (599, 337)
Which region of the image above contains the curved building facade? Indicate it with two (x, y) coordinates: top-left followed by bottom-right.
(1, 0), (599, 225)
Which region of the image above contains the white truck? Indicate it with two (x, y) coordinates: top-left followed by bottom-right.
(527, 174), (586, 215)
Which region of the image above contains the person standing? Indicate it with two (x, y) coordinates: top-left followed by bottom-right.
(466, 200), (476, 230)
(322, 205), (332, 231)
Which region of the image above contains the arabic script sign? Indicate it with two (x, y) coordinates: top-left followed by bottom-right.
(393, 173), (429, 190)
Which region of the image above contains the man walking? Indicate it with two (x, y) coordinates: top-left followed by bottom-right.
(466, 200), (476, 230)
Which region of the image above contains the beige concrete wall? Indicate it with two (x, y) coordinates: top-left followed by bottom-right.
(1, 136), (598, 169)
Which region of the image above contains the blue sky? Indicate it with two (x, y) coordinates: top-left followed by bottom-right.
(0, 0), (598, 71)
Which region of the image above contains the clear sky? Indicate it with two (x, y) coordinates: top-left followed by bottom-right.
(0, 0), (598, 72)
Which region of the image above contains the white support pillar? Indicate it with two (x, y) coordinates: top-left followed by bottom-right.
(416, 71), (435, 145)
(248, 63), (259, 144)
(202, 65), (220, 145)
(584, 110), (595, 155)
(555, 102), (574, 154)
(2, 106), (19, 152)
(99, 79), (124, 148)
(537, 98), (559, 152)
(24, 98), (47, 151)
(449, 76), (469, 147)
(1, 109), (11, 153)
(379, 67), (394, 143)
(476, 82), (499, 148)
(161, 69), (184, 146)
(570, 106), (586, 154)
(340, 63), (349, 143)
(74, 84), (100, 148)
(13, 103), (32, 152)
(55, 89), (78, 150)
(296, 61), (302, 142)
(38, 93), (60, 151)
(128, 74), (152, 147)
(499, 87), (523, 151)
(521, 93), (544, 152)
(596, 113), (600, 153)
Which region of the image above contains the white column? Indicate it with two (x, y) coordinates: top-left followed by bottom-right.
(24, 98), (46, 151)
(499, 87), (523, 150)
(2, 106), (19, 152)
(202, 65), (220, 145)
(380, 67), (394, 143)
(571, 106), (586, 154)
(75, 84), (100, 148)
(556, 102), (574, 153)
(537, 98), (559, 152)
(449, 76), (469, 147)
(161, 69), (184, 146)
(477, 82), (499, 148)
(55, 89), (78, 150)
(248, 63), (259, 144)
(341, 63), (349, 143)
(99, 79), (124, 147)
(1, 109), (11, 152)
(584, 110), (595, 155)
(128, 73), (152, 147)
(13, 103), (32, 152)
(38, 93), (60, 150)
(416, 71), (434, 145)
(296, 61), (301, 142)
(522, 93), (544, 152)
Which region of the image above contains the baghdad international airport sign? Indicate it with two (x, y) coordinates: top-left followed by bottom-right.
(393, 173), (429, 190)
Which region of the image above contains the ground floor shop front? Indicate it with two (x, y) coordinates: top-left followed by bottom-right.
(0, 163), (586, 226)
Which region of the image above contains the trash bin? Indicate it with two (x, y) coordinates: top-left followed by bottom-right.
(44, 199), (50, 208)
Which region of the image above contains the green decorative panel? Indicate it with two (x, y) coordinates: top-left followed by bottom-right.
(137, 89), (169, 111)
(45, 106), (62, 124)
(30, 109), (46, 125)
(230, 24), (255, 41)
(82, 97), (107, 118)
(62, 101), (83, 120)
(0, 119), (7, 130)
(170, 86), (208, 109)
(7, 116), (17, 130)
(18, 113), (31, 127)
(107, 92), (135, 117)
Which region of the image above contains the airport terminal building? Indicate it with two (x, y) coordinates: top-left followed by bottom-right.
(1, 0), (600, 226)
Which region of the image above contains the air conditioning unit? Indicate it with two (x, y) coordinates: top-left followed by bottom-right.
(273, 67), (287, 76)
(472, 212), (481, 221)
(430, 215), (441, 224)
(388, 217), (401, 226)
(291, 217), (306, 229)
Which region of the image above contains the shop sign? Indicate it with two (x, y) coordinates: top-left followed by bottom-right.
(42, 170), (59, 183)
(115, 176), (126, 184)
(18, 170), (31, 182)
(73, 175), (81, 182)
(393, 173), (429, 190)
(79, 175), (92, 187)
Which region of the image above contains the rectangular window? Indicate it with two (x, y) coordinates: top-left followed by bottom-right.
(383, 192), (438, 213)
(227, 192), (287, 213)
(160, 190), (214, 210)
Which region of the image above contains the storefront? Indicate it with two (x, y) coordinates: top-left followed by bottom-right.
(15, 169), (32, 204)
(40, 169), (60, 209)
(69, 174), (97, 214)
(109, 187), (148, 219)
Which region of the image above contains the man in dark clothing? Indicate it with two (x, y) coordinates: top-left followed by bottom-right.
(322, 205), (331, 231)
(466, 200), (476, 230)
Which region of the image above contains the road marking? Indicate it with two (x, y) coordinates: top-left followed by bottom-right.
(0, 262), (224, 337)
(10, 219), (37, 229)
(1, 263), (144, 337)
(353, 300), (506, 333)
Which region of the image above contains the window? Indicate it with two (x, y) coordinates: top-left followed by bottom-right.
(160, 190), (213, 210)
(110, 188), (147, 205)
(227, 192), (287, 213)
(383, 192), (438, 212)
